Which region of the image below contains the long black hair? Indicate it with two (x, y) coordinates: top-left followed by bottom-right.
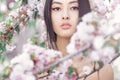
(44, 0), (91, 49)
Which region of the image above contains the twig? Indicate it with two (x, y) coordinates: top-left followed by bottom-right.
(34, 43), (91, 75)
(109, 54), (120, 64)
(34, 37), (120, 79)
(77, 54), (120, 79)
(77, 68), (99, 79)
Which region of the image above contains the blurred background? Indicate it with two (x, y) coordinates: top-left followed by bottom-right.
(0, 0), (120, 80)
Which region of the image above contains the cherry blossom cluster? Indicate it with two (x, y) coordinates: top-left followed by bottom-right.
(0, 0), (120, 80)
(0, 43), (62, 80)
(0, 0), (44, 54)
(67, 0), (120, 70)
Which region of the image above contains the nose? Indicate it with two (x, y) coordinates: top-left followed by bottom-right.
(62, 9), (69, 20)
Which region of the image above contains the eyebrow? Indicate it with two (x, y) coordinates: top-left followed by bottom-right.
(69, 1), (78, 4)
(52, 1), (78, 5)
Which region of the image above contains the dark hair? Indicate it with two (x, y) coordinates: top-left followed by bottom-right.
(44, 0), (91, 49)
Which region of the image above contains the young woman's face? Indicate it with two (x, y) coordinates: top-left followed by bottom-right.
(51, 0), (79, 38)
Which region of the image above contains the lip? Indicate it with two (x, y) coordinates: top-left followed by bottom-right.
(61, 23), (72, 29)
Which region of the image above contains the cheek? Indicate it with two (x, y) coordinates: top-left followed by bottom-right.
(51, 12), (61, 21)
(51, 13), (61, 31)
(51, 13), (61, 26)
(71, 16), (79, 29)
(70, 12), (79, 23)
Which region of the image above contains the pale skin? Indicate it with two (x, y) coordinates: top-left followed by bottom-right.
(51, 0), (114, 80)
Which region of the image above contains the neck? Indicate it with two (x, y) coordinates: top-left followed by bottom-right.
(56, 36), (70, 56)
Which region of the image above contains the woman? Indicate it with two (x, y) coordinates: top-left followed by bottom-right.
(43, 0), (114, 80)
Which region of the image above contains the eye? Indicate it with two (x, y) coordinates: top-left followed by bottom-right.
(52, 7), (61, 11)
(70, 6), (79, 11)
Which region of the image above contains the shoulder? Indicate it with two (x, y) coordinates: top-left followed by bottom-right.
(99, 64), (114, 80)
(72, 57), (114, 80)
(85, 64), (114, 80)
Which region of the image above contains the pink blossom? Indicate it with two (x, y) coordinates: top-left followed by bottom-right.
(0, 22), (7, 33)
(37, 2), (44, 17)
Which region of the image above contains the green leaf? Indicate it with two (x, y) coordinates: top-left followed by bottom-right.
(3, 66), (11, 78)
(97, 61), (104, 69)
(28, 20), (36, 27)
(103, 41), (113, 47)
(9, 37), (14, 43)
(0, 12), (5, 22)
(30, 36), (39, 45)
(0, 32), (2, 37)
(67, 67), (76, 78)
(4, 32), (14, 43)
(6, 20), (12, 26)
(22, 0), (28, 5)
(40, 42), (45, 48)
(0, 40), (6, 54)
(33, 11), (39, 19)
(0, 55), (5, 62)
(14, 25), (20, 34)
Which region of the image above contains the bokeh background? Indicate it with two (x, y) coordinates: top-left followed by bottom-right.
(0, 0), (120, 80)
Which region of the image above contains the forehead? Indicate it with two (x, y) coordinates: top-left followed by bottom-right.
(52, 0), (78, 4)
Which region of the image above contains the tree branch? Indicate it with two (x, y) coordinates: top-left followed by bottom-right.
(35, 45), (120, 80)
(34, 43), (91, 75)
(77, 54), (120, 79)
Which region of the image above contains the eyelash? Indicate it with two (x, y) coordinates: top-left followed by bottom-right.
(70, 6), (79, 10)
(52, 7), (61, 11)
(52, 6), (79, 11)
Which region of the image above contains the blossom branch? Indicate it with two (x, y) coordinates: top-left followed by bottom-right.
(109, 54), (120, 64)
(77, 54), (120, 79)
(35, 46), (120, 80)
(34, 43), (91, 75)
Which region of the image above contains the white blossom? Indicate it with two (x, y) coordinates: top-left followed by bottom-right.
(90, 51), (100, 61)
(93, 36), (105, 50)
(83, 66), (92, 75)
(9, 10), (19, 20)
(58, 59), (73, 73)
(9, 2), (15, 9)
(67, 42), (77, 54)
(10, 71), (36, 80)
(102, 47), (115, 57)
(27, 9), (34, 19)
(6, 44), (16, 52)
(37, 2), (44, 17)
(0, 3), (7, 13)
(0, 64), (4, 73)
(10, 53), (34, 71)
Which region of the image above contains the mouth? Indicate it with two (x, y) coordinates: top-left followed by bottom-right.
(61, 23), (72, 29)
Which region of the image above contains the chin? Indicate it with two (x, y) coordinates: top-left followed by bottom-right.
(57, 30), (75, 38)
(60, 34), (73, 38)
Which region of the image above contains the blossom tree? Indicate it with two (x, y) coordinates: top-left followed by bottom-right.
(0, 0), (120, 80)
